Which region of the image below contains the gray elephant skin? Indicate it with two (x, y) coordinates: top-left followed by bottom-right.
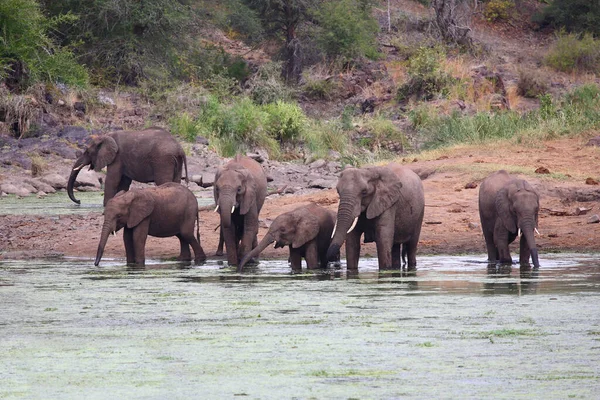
(478, 170), (540, 268)
(238, 203), (338, 272)
(68, 128), (188, 206)
(327, 163), (425, 270)
(214, 155), (267, 267)
(95, 183), (206, 266)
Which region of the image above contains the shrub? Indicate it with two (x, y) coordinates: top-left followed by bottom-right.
(483, 0), (515, 22)
(0, 86), (37, 138)
(0, 0), (88, 88)
(517, 69), (549, 98)
(303, 77), (339, 100)
(361, 117), (408, 152)
(397, 46), (452, 102)
(263, 101), (307, 142)
(315, 0), (380, 61)
(246, 62), (294, 105)
(302, 120), (349, 158)
(169, 113), (201, 142)
(545, 32), (600, 74)
(534, 0), (600, 36)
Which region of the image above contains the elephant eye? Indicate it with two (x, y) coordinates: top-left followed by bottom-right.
(361, 188), (368, 195)
(237, 186), (242, 193)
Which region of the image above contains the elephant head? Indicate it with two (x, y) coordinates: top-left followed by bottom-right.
(68, 135), (118, 204)
(94, 190), (154, 266)
(238, 207), (320, 272)
(327, 166), (403, 261)
(496, 179), (540, 268)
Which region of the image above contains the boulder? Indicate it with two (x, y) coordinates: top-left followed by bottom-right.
(309, 159), (327, 170)
(74, 169), (102, 188)
(308, 179), (336, 189)
(40, 173), (67, 190)
(199, 172), (215, 188)
(0, 183), (31, 197)
(24, 178), (56, 194)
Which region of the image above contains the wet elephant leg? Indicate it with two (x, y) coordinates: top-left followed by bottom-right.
(519, 235), (531, 266)
(392, 243), (401, 269)
(182, 232), (206, 263)
(405, 237), (419, 271)
(304, 241), (319, 270)
(345, 230), (362, 270)
(216, 228), (224, 256)
(375, 219), (394, 269)
(289, 248), (302, 272)
(132, 220), (150, 265)
(176, 234), (192, 261)
(123, 228), (135, 264)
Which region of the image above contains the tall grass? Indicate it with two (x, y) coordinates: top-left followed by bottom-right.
(420, 84), (600, 148)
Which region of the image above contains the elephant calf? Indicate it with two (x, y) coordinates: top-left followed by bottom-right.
(479, 170), (540, 268)
(238, 204), (338, 272)
(95, 183), (206, 266)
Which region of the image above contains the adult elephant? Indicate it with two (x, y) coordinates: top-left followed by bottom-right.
(238, 204), (338, 273)
(327, 163), (425, 270)
(479, 170), (540, 268)
(214, 155), (267, 267)
(94, 183), (206, 266)
(67, 128), (188, 206)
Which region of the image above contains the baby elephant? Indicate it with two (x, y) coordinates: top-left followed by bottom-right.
(238, 204), (338, 272)
(479, 170), (540, 268)
(95, 183), (206, 266)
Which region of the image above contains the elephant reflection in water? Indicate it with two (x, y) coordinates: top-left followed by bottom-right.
(483, 265), (540, 295)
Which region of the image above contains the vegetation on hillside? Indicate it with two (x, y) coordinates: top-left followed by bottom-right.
(1, 0), (600, 164)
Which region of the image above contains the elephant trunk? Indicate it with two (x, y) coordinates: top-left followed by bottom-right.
(218, 188), (239, 266)
(327, 198), (358, 261)
(521, 221), (540, 268)
(67, 156), (90, 204)
(95, 223), (114, 266)
(238, 233), (274, 273)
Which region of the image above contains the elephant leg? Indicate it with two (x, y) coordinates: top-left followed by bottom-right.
(290, 248), (303, 272)
(239, 214), (258, 260)
(131, 221), (150, 265)
(123, 228), (135, 264)
(519, 235), (531, 266)
(345, 230), (362, 270)
(483, 227), (498, 263)
(103, 168), (124, 206)
(117, 176), (132, 193)
(216, 228), (224, 256)
(304, 241), (319, 270)
(176, 234), (192, 261)
(184, 233), (206, 263)
(375, 221), (394, 270)
(392, 243), (402, 269)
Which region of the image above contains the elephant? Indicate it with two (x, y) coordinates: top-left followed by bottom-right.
(478, 170), (540, 268)
(327, 163), (425, 270)
(237, 203), (338, 273)
(94, 182), (206, 266)
(68, 127), (188, 206)
(214, 155), (267, 267)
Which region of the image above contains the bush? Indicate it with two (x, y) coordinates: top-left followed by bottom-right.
(361, 117), (408, 152)
(483, 0), (515, 22)
(303, 77), (339, 100)
(0, 0), (88, 88)
(397, 46), (453, 102)
(302, 120), (349, 158)
(246, 62), (294, 105)
(517, 69), (549, 98)
(315, 0), (380, 61)
(544, 32), (600, 74)
(534, 0), (600, 36)
(263, 101), (307, 142)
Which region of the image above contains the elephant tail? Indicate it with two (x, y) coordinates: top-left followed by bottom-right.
(196, 211), (200, 245)
(182, 154), (189, 186)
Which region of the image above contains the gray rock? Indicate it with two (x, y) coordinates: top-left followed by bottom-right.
(587, 214), (600, 224)
(40, 173), (67, 190)
(468, 222), (480, 230)
(309, 159), (327, 170)
(98, 93), (116, 106)
(74, 169), (102, 188)
(199, 172), (215, 188)
(190, 174), (203, 185)
(308, 179), (336, 189)
(25, 178), (56, 194)
(0, 184), (31, 197)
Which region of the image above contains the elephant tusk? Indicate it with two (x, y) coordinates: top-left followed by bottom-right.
(214, 205), (219, 213)
(72, 164), (84, 171)
(517, 228), (522, 237)
(112, 231), (116, 236)
(231, 205), (236, 213)
(331, 220), (337, 238)
(535, 228), (540, 236)
(347, 217), (358, 234)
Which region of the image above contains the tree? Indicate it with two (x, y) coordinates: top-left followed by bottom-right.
(537, 0), (600, 36)
(431, 0), (473, 48)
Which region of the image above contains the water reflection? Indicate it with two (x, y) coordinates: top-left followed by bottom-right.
(483, 265), (541, 295)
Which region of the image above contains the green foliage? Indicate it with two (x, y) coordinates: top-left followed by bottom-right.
(263, 101), (306, 142)
(517, 69), (549, 98)
(397, 46), (452, 102)
(417, 84), (600, 148)
(0, 0), (88, 88)
(361, 117), (407, 151)
(221, 0), (264, 44)
(302, 120), (349, 158)
(544, 32), (600, 74)
(483, 0), (515, 22)
(315, 0), (380, 61)
(302, 77), (339, 100)
(535, 0), (600, 36)
(246, 62), (294, 105)
(42, 0), (197, 85)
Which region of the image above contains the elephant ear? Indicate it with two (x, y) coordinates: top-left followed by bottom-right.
(495, 187), (517, 233)
(292, 211), (320, 248)
(366, 167), (403, 219)
(95, 136), (118, 171)
(239, 171), (257, 215)
(127, 191), (155, 228)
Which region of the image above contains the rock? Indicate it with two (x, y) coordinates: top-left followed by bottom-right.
(40, 173), (67, 190)
(0, 184), (31, 197)
(468, 222), (480, 230)
(575, 207), (592, 216)
(37, 191), (47, 198)
(57, 99), (66, 106)
(25, 178), (56, 193)
(588, 214), (600, 224)
(309, 159), (327, 170)
(73, 169), (102, 188)
(308, 179), (336, 189)
(327, 161), (342, 172)
(585, 177), (599, 185)
(328, 151), (341, 160)
(535, 166), (550, 174)
(73, 102), (86, 113)
(190, 174), (203, 185)
(586, 136), (600, 146)
(199, 172), (215, 188)
(196, 136), (209, 145)
(246, 150), (268, 163)
(465, 181), (478, 189)
(98, 93), (116, 106)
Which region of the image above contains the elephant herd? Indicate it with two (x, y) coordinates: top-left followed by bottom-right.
(69, 128), (541, 271)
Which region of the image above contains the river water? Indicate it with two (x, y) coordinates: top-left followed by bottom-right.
(1, 254), (599, 399)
